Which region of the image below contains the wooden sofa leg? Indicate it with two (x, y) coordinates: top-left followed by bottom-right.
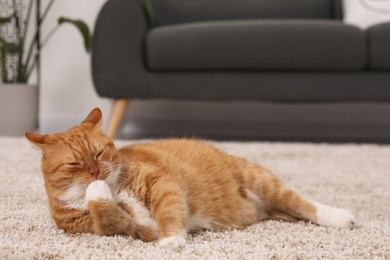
(106, 99), (129, 138)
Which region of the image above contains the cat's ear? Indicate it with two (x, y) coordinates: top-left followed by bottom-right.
(25, 132), (49, 148)
(82, 108), (102, 129)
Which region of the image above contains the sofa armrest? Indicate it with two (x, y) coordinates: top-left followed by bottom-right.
(92, 0), (148, 98)
(367, 22), (390, 70)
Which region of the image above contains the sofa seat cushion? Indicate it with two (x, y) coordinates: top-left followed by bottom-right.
(367, 22), (390, 70)
(146, 20), (366, 71)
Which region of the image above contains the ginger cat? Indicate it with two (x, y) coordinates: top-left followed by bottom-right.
(26, 108), (355, 249)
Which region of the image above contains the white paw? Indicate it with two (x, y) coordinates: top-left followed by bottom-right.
(314, 201), (356, 228)
(159, 235), (187, 249)
(85, 180), (113, 202)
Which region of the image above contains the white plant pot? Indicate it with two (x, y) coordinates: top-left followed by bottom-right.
(0, 83), (39, 136)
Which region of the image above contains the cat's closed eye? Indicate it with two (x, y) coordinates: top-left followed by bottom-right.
(96, 150), (104, 160)
(67, 162), (81, 167)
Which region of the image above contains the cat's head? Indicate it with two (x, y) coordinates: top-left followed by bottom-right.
(26, 108), (120, 203)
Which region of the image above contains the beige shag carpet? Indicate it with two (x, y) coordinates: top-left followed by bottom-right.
(1, 137), (389, 259)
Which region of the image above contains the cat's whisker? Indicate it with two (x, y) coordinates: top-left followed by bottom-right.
(100, 163), (150, 175)
(106, 162), (152, 169)
(100, 161), (144, 169)
(109, 161), (153, 166)
(99, 163), (137, 176)
(100, 165), (143, 175)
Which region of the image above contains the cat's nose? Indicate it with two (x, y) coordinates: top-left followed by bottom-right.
(89, 166), (100, 178)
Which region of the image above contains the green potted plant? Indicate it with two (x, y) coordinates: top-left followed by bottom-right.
(0, 0), (91, 135)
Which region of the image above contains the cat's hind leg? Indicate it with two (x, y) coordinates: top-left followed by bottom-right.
(237, 159), (356, 228)
(265, 188), (356, 228)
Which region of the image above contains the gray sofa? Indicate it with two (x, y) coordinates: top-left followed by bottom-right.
(92, 0), (390, 138)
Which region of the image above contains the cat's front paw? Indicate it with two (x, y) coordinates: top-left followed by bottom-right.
(159, 235), (187, 249)
(85, 180), (113, 202)
(314, 202), (356, 228)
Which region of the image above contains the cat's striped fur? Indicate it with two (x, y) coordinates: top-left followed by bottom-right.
(26, 108), (355, 249)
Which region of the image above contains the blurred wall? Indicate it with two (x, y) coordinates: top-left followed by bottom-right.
(40, 0), (109, 132)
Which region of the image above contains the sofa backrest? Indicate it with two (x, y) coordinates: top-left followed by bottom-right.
(149, 0), (343, 27)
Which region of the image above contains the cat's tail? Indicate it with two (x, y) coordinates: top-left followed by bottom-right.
(234, 156), (356, 228)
